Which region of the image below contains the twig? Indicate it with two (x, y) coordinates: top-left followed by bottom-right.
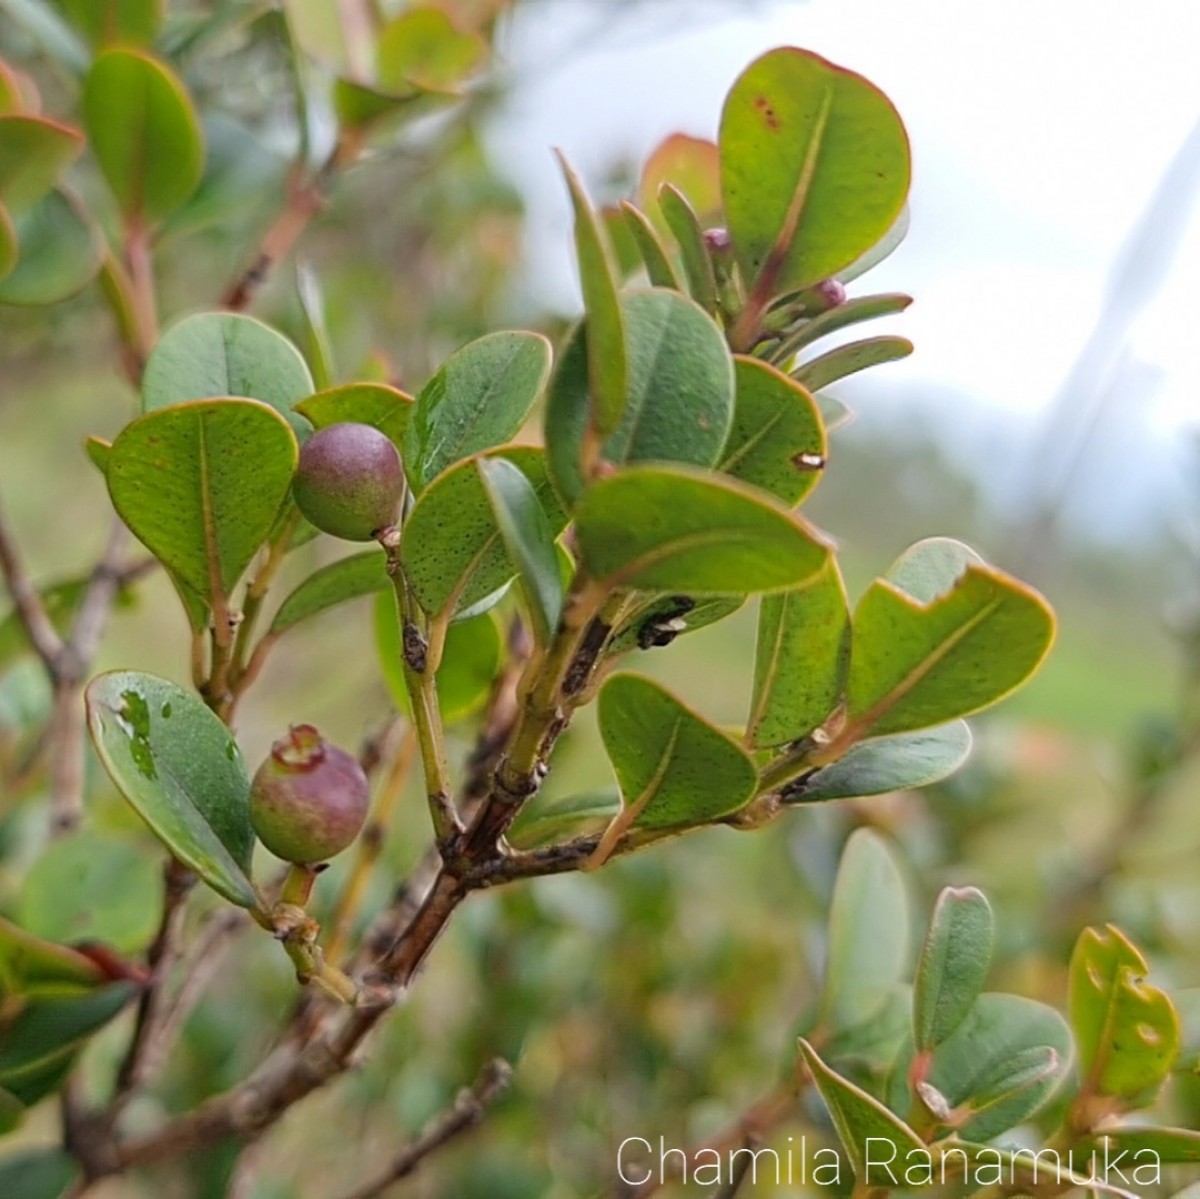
(713, 1135), (760, 1199)
(336, 1058), (512, 1199)
(0, 490), (65, 669)
(111, 859), (196, 1111)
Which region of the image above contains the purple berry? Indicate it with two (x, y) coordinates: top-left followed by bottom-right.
(293, 423), (404, 541)
(250, 725), (370, 864)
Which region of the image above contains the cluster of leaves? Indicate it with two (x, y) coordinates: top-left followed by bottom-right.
(0, 4), (1074, 1194)
(783, 830), (1200, 1197)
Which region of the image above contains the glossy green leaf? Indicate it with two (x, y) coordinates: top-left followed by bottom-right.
(778, 292), (912, 359)
(478, 457), (563, 641)
(0, 204), (14, 282)
(720, 357), (826, 505)
(0, 982), (135, 1082)
(0, 917), (105, 997)
(404, 331), (551, 490)
(376, 6), (485, 94)
(557, 153), (626, 438)
(720, 48), (910, 293)
(574, 465), (829, 594)
(787, 721), (972, 803)
(106, 399), (297, 604)
(0, 60), (25, 116)
(0, 188), (102, 305)
(598, 673), (757, 831)
(1070, 925), (1180, 1103)
(545, 288), (734, 506)
(82, 50), (204, 224)
(799, 1039), (926, 1185)
(61, 0), (163, 47)
(845, 542), (1055, 739)
(619, 201), (684, 290)
(748, 558), (848, 748)
(401, 449), (566, 618)
(913, 886), (994, 1052)
(639, 133), (722, 229)
(374, 595), (501, 724)
(817, 828), (910, 1035)
(889, 993), (1072, 1141)
(794, 334), (913, 392)
(658, 183), (716, 312)
(0, 1150), (78, 1199)
(270, 550), (388, 636)
(0, 114), (82, 214)
(19, 830), (163, 953)
(837, 206), (910, 285)
(86, 671), (259, 908)
(142, 313), (314, 438)
(295, 383), (413, 448)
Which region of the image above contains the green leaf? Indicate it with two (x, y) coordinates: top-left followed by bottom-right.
(404, 331), (551, 491)
(1083, 1127), (1200, 1165)
(0, 1150), (78, 1199)
(799, 1039), (927, 1186)
(545, 288), (734, 507)
(913, 887), (994, 1052)
(720, 47), (910, 293)
(1069, 925), (1180, 1103)
(794, 334), (913, 392)
(142, 312), (315, 438)
(598, 673), (757, 831)
(720, 356), (826, 506)
(0, 189), (102, 306)
(574, 464), (829, 594)
(0, 114), (83, 214)
(658, 183), (716, 312)
(478, 457), (563, 642)
(557, 153), (627, 438)
(889, 994), (1072, 1141)
(82, 49), (204, 224)
(787, 722), (972, 803)
(817, 828), (910, 1035)
(0, 917), (105, 997)
(619, 201), (684, 290)
(0, 982), (135, 1083)
(295, 261), (334, 390)
(401, 448), (566, 618)
(778, 291), (912, 359)
(376, 6), (485, 94)
(19, 830), (163, 953)
(837, 207), (910, 285)
(270, 550), (388, 636)
(748, 560), (848, 749)
(60, 0), (163, 47)
(374, 595), (501, 724)
(508, 789), (621, 850)
(639, 133), (722, 229)
(294, 383), (413, 447)
(845, 541), (1055, 739)
(106, 399), (297, 604)
(85, 671), (259, 908)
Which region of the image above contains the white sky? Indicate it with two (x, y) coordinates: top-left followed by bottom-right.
(488, 0), (1200, 436)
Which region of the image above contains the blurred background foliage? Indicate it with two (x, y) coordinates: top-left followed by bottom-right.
(2, 2), (1199, 1196)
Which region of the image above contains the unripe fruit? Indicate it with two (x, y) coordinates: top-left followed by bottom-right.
(292, 422), (404, 541)
(250, 725), (370, 864)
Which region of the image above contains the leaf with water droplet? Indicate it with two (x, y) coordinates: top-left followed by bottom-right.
(86, 671), (259, 909)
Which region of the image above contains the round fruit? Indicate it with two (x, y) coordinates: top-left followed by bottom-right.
(249, 725), (370, 864)
(292, 422), (404, 541)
